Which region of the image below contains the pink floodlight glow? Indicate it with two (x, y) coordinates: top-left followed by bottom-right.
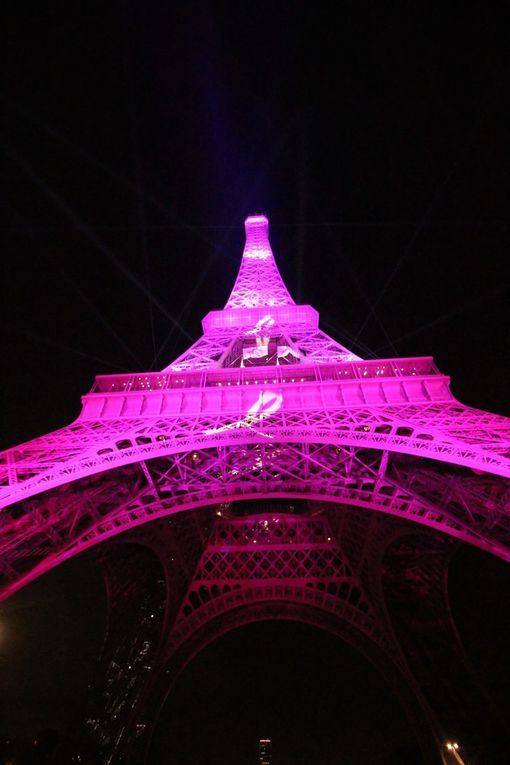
(243, 249), (271, 261)
(243, 343), (270, 361)
(245, 390), (283, 419)
(241, 216), (271, 259)
(225, 216), (295, 309)
(245, 214), (269, 224)
(246, 315), (276, 335)
(0, 211), (509, 611)
(0, 210), (506, 765)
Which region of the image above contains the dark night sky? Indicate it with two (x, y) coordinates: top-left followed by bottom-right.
(1, 2), (509, 763)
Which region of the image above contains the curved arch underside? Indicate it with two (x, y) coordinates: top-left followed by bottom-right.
(2, 215), (508, 765)
(1, 395), (510, 510)
(381, 531), (510, 755)
(1, 438), (510, 600)
(85, 507), (509, 765)
(111, 599), (441, 765)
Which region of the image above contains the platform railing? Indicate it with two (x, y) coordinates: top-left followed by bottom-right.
(91, 357), (440, 394)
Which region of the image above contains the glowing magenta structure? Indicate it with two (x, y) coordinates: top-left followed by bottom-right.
(1, 215), (509, 762)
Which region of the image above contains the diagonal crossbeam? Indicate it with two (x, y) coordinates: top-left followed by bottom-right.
(0, 212), (508, 607)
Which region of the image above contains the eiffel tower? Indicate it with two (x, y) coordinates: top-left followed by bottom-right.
(1, 215), (509, 763)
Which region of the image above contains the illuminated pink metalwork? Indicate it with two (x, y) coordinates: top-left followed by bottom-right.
(1, 214), (509, 763)
(225, 214), (294, 308)
(1, 214), (509, 599)
(163, 215), (358, 372)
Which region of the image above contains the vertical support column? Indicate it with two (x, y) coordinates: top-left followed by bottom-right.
(85, 543), (167, 764)
(381, 533), (510, 763)
(84, 509), (214, 764)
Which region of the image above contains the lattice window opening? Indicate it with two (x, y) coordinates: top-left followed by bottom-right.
(2, 396), (506, 498)
(180, 574), (371, 616)
(182, 582), (242, 616)
(210, 516), (334, 545)
(0, 484), (474, 572)
(196, 548), (350, 578)
(169, 594), (382, 660)
(3, 441), (510, 597)
(0, 466), (482, 560)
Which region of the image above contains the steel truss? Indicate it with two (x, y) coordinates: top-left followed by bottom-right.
(84, 504), (509, 765)
(1, 214), (509, 764)
(1, 440), (509, 600)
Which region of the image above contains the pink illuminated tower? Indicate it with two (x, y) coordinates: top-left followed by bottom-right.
(1, 215), (509, 763)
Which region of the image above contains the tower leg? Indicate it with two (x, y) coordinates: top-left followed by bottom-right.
(85, 542), (167, 764)
(382, 533), (510, 763)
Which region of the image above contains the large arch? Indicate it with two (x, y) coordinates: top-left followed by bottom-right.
(1, 213), (508, 765)
(2, 440), (509, 601)
(2, 398), (510, 510)
(76, 495), (510, 765)
(447, 544), (510, 729)
(379, 529), (510, 762)
(126, 601), (441, 765)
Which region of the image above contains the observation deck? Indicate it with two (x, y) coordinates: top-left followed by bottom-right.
(81, 357), (449, 421)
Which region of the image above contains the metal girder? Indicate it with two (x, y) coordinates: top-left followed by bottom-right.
(84, 508), (442, 765)
(381, 532), (510, 760)
(1, 397), (509, 513)
(3, 213), (505, 765)
(1, 443), (509, 601)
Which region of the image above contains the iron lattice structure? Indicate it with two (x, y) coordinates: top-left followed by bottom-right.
(1, 215), (509, 763)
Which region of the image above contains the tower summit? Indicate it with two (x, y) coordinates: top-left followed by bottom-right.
(0, 213), (509, 763)
(163, 214), (360, 372)
(225, 215), (294, 308)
